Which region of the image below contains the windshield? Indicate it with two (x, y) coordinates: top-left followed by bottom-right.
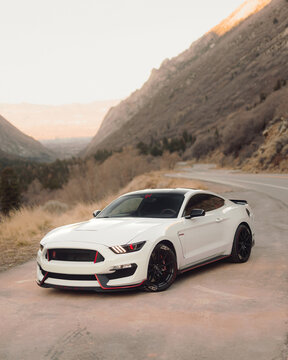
(97, 193), (184, 218)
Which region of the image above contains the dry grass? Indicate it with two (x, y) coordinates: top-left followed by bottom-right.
(24, 149), (180, 206)
(0, 170), (203, 272)
(0, 198), (112, 272)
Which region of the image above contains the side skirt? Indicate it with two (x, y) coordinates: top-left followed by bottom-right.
(179, 255), (230, 274)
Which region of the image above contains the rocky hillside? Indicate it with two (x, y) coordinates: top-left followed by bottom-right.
(84, 0), (288, 171)
(0, 114), (55, 162)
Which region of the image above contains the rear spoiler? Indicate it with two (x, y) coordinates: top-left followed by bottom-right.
(229, 199), (248, 205)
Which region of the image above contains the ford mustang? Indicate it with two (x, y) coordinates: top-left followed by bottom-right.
(36, 189), (255, 292)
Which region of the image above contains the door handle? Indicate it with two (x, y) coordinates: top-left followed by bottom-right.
(216, 217), (224, 223)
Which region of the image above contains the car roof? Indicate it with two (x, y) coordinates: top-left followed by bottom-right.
(122, 188), (201, 196)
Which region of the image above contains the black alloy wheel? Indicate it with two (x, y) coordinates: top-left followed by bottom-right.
(229, 224), (252, 263)
(144, 243), (177, 292)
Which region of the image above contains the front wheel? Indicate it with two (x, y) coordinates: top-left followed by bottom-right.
(229, 224), (252, 263)
(144, 243), (177, 292)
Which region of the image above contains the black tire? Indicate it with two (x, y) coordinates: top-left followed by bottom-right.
(144, 243), (177, 292)
(229, 224), (252, 263)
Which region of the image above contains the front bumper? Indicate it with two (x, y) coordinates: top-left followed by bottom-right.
(36, 242), (148, 291)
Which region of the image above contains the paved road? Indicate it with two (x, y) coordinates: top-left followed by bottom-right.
(170, 163), (288, 204)
(0, 165), (287, 360)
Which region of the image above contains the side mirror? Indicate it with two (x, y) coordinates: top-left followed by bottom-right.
(185, 209), (205, 219)
(93, 210), (101, 217)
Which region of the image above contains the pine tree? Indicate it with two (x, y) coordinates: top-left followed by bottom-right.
(0, 168), (22, 215)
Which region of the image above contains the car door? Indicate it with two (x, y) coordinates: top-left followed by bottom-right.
(177, 193), (227, 266)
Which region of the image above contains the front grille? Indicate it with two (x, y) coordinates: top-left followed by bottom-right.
(46, 248), (104, 263)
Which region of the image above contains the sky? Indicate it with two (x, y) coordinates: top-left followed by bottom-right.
(0, 0), (244, 105)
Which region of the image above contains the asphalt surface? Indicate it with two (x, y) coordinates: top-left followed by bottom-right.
(0, 164), (287, 360)
(171, 163), (288, 204)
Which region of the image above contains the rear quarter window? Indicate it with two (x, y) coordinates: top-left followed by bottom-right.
(183, 194), (225, 216)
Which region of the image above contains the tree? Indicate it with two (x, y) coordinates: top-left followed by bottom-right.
(0, 168), (22, 215)
(137, 141), (149, 155)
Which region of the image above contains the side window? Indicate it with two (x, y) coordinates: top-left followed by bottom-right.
(183, 194), (224, 216)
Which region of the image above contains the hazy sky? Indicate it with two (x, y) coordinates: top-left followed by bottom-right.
(0, 0), (244, 105)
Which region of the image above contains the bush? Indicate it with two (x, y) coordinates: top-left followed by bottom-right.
(94, 149), (112, 163)
(282, 144), (288, 156)
(54, 149), (178, 204)
(275, 136), (288, 154)
(191, 135), (219, 159)
(167, 138), (186, 153)
(0, 168), (22, 215)
(36, 159), (70, 190)
(137, 132), (195, 157)
(273, 79), (287, 92)
(137, 142), (149, 155)
(42, 200), (68, 214)
(222, 108), (273, 156)
(259, 93), (266, 103)
(150, 146), (163, 156)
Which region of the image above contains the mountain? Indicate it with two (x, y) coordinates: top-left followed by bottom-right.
(0, 100), (120, 140)
(40, 137), (92, 159)
(84, 0), (288, 171)
(0, 114), (55, 162)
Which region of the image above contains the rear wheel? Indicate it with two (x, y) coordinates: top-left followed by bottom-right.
(144, 243), (177, 292)
(229, 224), (252, 263)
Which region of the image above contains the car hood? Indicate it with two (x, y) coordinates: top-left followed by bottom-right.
(41, 217), (174, 247)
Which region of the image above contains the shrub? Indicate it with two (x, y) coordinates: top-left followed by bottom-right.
(273, 79), (287, 91)
(54, 149), (178, 204)
(137, 132), (194, 157)
(137, 141), (149, 155)
(37, 159), (70, 190)
(0, 168), (22, 215)
(94, 149), (112, 163)
(259, 93), (266, 103)
(182, 130), (189, 143)
(42, 200), (68, 214)
(282, 144), (288, 156)
(222, 107), (273, 156)
(150, 146), (163, 156)
(191, 135), (219, 159)
(275, 136), (288, 154)
(167, 138), (186, 153)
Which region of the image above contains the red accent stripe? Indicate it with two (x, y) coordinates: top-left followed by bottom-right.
(180, 256), (229, 274)
(95, 274), (145, 290)
(94, 251), (98, 263)
(40, 272), (48, 285)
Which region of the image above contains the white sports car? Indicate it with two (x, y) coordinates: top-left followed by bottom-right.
(37, 189), (255, 292)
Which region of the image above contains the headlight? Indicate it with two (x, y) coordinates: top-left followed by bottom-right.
(110, 241), (146, 254)
(39, 244), (44, 252)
